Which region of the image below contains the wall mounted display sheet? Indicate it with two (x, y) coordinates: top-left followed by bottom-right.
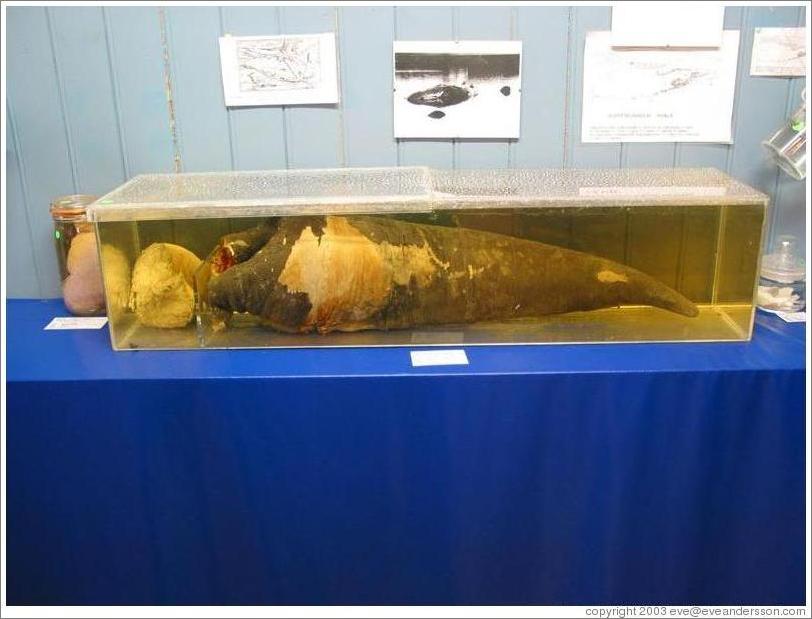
(219, 33), (339, 107)
(750, 27), (807, 77)
(393, 40), (522, 139)
(582, 31), (740, 143)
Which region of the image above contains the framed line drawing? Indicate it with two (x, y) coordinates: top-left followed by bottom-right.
(219, 32), (339, 107)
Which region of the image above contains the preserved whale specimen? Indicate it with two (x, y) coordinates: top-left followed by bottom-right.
(206, 216), (698, 334)
(88, 167), (768, 350)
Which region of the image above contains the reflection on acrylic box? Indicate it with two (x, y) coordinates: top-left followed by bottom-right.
(393, 40), (522, 139)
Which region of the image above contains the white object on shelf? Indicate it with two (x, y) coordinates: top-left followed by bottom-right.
(757, 235), (806, 313)
(45, 317), (108, 330)
(774, 311), (806, 323)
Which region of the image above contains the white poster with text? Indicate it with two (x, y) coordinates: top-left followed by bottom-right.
(582, 31), (740, 143)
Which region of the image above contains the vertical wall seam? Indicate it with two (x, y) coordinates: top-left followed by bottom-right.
(102, 7), (130, 180)
(218, 7), (237, 170)
(276, 7), (291, 169)
(563, 6), (575, 168)
(158, 7), (182, 173)
(7, 98), (45, 297)
(334, 7), (347, 167)
(725, 7), (749, 174)
(45, 7), (80, 191)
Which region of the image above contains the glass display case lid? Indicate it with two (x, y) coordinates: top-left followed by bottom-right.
(87, 166), (768, 222)
(431, 167), (769, 208)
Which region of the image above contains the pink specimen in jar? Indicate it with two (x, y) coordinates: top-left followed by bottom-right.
(63, 231), (105, 315)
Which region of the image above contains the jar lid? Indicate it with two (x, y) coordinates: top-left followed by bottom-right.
(50, 194), (98, 221)
(760, 235), (805, 283)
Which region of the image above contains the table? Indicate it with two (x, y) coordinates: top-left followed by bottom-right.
(6, 299), (807, 605)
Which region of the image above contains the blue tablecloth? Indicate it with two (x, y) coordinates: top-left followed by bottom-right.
(6, 299), (807, 605)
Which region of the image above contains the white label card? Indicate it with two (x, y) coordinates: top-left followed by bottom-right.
(45, 317), (108, 330)
(775, 311), (806, 323)
(410, 349), (469, 367)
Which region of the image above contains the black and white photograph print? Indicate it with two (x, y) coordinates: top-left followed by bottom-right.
(393, 40), (522, 139)
(219, 33), (339, 107)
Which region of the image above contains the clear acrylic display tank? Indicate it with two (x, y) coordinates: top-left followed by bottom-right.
(87, 167), (768, 350)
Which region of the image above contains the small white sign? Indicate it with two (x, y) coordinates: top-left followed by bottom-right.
(611, 2), (725, 49)
(410, 349), (469, 368)
(582, 31), (740, 143)
(45, 316), (108, 330)
(750, 27), (807, 77)
(219, 33), (339, 107)
(775, 311), (806, 323)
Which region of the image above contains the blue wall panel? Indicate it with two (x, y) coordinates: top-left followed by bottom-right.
(513, 7), (570, 168)
(622, 144), (676, 169)
(4, 5), (807, 297)
(5, 108), (41, 298)
(165, 7), (232, 172)
(676, 7), (746, 172)
(7, 7), (78, 297)
(339, 7), (398, 167)
(104, 7), (176, 176)
(48, 7), (127, 194)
